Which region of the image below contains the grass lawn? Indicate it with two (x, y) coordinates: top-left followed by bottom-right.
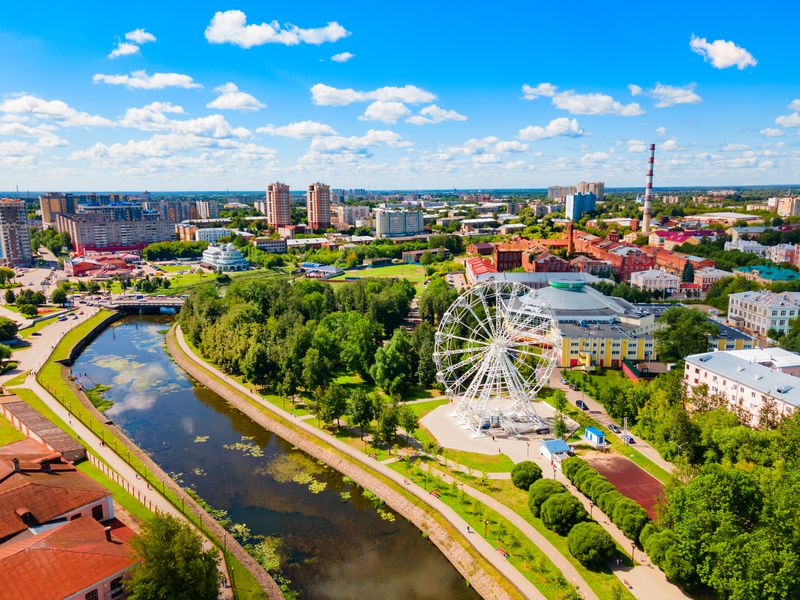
(541, 393), (672, 484)
(0, 411), (25, 445)
(460, 475), (635, 600)
(390, 459), (579, 600)
(331, 263), (427, 292)
(4, 370), (28, 387)
(564, 370), (625, 395)
(19, 313), (66, 339)
(404, 398), (448, 419)
(414, 424), (516, 473)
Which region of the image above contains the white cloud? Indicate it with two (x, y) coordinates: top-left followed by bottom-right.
(309, 129), (410, 155)
(552, 91), (643, 116)
(661, 138), (680, 151)
(358, 101), (411, 123)
(582, 151), (610, 162)
(0, 94), (113, 127)
(522, 83), (641, 116)
(494, 140), (528, 153)
(628, 84), (643, 96)
(205, 10), (349, 48)
(776, 113), (800, 128)
(655, 126), (667, 136)
(760, 127), (783, 137)
(108, 42), (140, 59)
(331, 52), (354, 63)
(207, 82), (265, 111)
(0, 121), (67, 147)
(125, 28), (156, 44)
(518, 117), (584, 141)
(119, 102), (250, 138)
(406, 104), (467, 125)
(690, 35), (757, 70)
(521, 83), (557, 100)
(93, 70), (202, 90)
(722, 143), (749, 151)
(647, 83), (702, 108)
(257, 120), (337, 139)
(626, 139), (646, 153)
(310, 83), (436, 106)
(790, 99), (800, 111)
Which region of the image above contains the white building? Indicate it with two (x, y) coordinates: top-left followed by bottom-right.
(724, 347), (800, 377)
(767, 243), (796, 264)
(724, 239), (768, 256)
(201, 243), (249, 271)
(694, 266), (733, 291)
(728, 290), (800, 335)
(684, 351), (800, 427)
(629, 268), (681, 292)
(194, 227), (233, 243)
(332, 204), (371, 227)
(375, 209), (425, 238)
(252, 237), (288, 254)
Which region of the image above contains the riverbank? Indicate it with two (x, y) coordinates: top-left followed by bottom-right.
(31, 311), (282, 600)
(169, 324), (537, 600)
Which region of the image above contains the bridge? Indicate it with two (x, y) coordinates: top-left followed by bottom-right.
(100, 297), (185, 313)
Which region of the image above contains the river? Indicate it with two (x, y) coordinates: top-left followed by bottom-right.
(72, 315), (479, 600)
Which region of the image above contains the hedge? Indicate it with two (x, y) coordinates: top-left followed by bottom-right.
(567, 522), (617, 567)
(540, 492), (588, 535)
(562, 456), (650, 542)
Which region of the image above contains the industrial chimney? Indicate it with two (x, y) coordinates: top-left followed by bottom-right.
(641, 144), (655, 235)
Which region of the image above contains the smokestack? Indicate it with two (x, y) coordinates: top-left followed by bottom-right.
(567, 221), (574, 256)
(642, 144), (655, 235)
(12, 458), (19, 472)
(104, 526), (112, 542)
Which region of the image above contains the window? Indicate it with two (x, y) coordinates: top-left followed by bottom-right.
(85, 591), (99, 600)
(91, 504), (104, 521)
(110, 577), (124, 599)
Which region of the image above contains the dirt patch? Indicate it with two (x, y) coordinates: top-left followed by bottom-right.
(584, 452), (664, 519)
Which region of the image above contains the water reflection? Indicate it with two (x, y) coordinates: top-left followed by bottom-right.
(74, 316), (478, 600)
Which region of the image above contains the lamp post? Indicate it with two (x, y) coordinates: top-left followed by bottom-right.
(631, 540), (636, 562)
(526, 441), (529, 457)
(590, 501), (595, 518)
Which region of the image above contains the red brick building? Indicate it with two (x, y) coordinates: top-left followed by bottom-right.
(493, 244), (523, 271)
(524, 251), (569, 272)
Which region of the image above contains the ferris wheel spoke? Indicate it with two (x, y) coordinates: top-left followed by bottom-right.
(435, 345), (490, 357)
(459, 303), (494, 340)
(476, 290), (497, 337)
(439, 332), (491, 346)
(439, 350), (488, 375)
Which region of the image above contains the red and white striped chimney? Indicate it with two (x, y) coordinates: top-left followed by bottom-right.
(642, 143), (655, 235)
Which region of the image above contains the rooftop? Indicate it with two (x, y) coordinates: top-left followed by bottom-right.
(729, 290), (800, 306)
(726, 348), (800, 370)
(735, 265), (800, 281)
(686, 351), (800, 407)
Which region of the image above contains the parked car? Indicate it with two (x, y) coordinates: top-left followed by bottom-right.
(31, 332), (41, 336)
(621, 434), (635, 444)
(609, 423), (622, 434)
(534, 425), (550, 435)
(575, 399), (589, 411)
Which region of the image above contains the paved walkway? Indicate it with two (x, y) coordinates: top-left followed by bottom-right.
(420, 463), (599, 600)
(175, 327), (538, 600)
(548, 369), (675, 475)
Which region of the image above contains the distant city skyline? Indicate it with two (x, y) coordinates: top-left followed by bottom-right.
(0, 1), (798, 189)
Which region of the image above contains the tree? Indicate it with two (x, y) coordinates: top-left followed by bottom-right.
(127, 513), (220, 600)
(51, 288), (68, 306)
(4, 289), (15, 304)
(0, 317), (17, 341)
(553, 389), (568, 438)
(567, 522), (616, 567)
(528, 479), (567, 518)
(399, 404), (420, 443)
(348, 390), (375, 439)
(654, 307), (718, 362)
(540, 492), (589, 535)
(681, 261), (695, 283)
(511, 461), (543, 491)
(302, 347), (330, 392)
(0, 344), (11, 361)
(375, 401), (400, 447)
(318, 382), (348, 427)
(418, 278), (458, 325)
(370, 329), (413, 396)
(0, 267), (14, 286)
(17, 303), (37, 318)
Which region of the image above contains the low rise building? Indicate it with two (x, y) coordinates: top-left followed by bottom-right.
(767, 243), (796, 264)
(728, 290), (800, 335)
(724, 239), (768, 256)
(251, 237), (288, 254)
(684, 351), (800, 426)
(648, 229), (717, 250)
(194, 227), (233, 243)
(201, 243), (249, 271)
(467, 242), (494, 256)
(735, 265), (800, 285)
(629, 268), (681, 293)
(694, 266), (733, 291)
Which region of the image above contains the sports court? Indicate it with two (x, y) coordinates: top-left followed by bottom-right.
(585, 453), (664, 519)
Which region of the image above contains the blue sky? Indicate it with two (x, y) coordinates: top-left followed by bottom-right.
(0, 1), (797, 190)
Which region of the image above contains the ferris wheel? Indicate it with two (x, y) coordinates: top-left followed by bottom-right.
(433, 280), (561, 435)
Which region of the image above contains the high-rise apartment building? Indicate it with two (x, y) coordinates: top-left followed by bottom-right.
(547, 185), (576, 201)
(39, 193), (77, 228)
(266, 182), (291, 227)
(54, 212), (174, 254)
(375, 209), (425, 238)
(577, 181), (605, 201)
(306, 182), (331, 230)
(565, 193), (597, 221)
(196, 200), (219, 220)
(0, 198), (32, 266)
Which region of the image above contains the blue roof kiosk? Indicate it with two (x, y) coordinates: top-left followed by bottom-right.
(584, 426), (606, 446)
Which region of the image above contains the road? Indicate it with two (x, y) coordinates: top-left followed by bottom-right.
(548, 369), (675, 475)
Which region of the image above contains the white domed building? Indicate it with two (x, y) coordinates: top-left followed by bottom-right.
(201, 243), (249, 272)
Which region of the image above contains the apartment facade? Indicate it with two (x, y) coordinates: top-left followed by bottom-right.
(629, 268), (681, 292)
(54, 213), (174, 253)
(306, 182), (331, 230)
(684, 351), (800, 427)
(266, 182), (291, 227)
(576, 181), (604, 201)
(374, 208), (424, 237)
(728, 290), (800, 335)
(0, 199), (32, 267)
(565, 192), (596, 221)
(39, 192), (77, 227)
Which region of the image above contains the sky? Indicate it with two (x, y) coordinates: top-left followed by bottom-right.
(0, 1), (798, 191)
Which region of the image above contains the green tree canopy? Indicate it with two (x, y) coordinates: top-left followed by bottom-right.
(654, 307), (717, 362)
(567, 522), (617, 567)
(0, 317), (18, 340)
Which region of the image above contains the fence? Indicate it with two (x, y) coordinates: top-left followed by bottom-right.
(87, 453), (158, 513)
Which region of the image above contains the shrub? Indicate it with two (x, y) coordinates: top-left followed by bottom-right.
(611, 499), (649, 541)
(0, 317), (17, 340)
(511, 461), (543, 491)
(540, 492), (588, 535)
(17, 303), (38, 318)
(638, 522), (661, 546)
(528, 479), (567, 518)
(567, 522), (617, 567)
(643, 529), (678, 566)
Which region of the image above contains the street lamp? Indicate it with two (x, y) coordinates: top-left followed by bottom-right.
(631, 540), (636, 562)
(526, 441), (529, 457)
(590, 501), (595, 518)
